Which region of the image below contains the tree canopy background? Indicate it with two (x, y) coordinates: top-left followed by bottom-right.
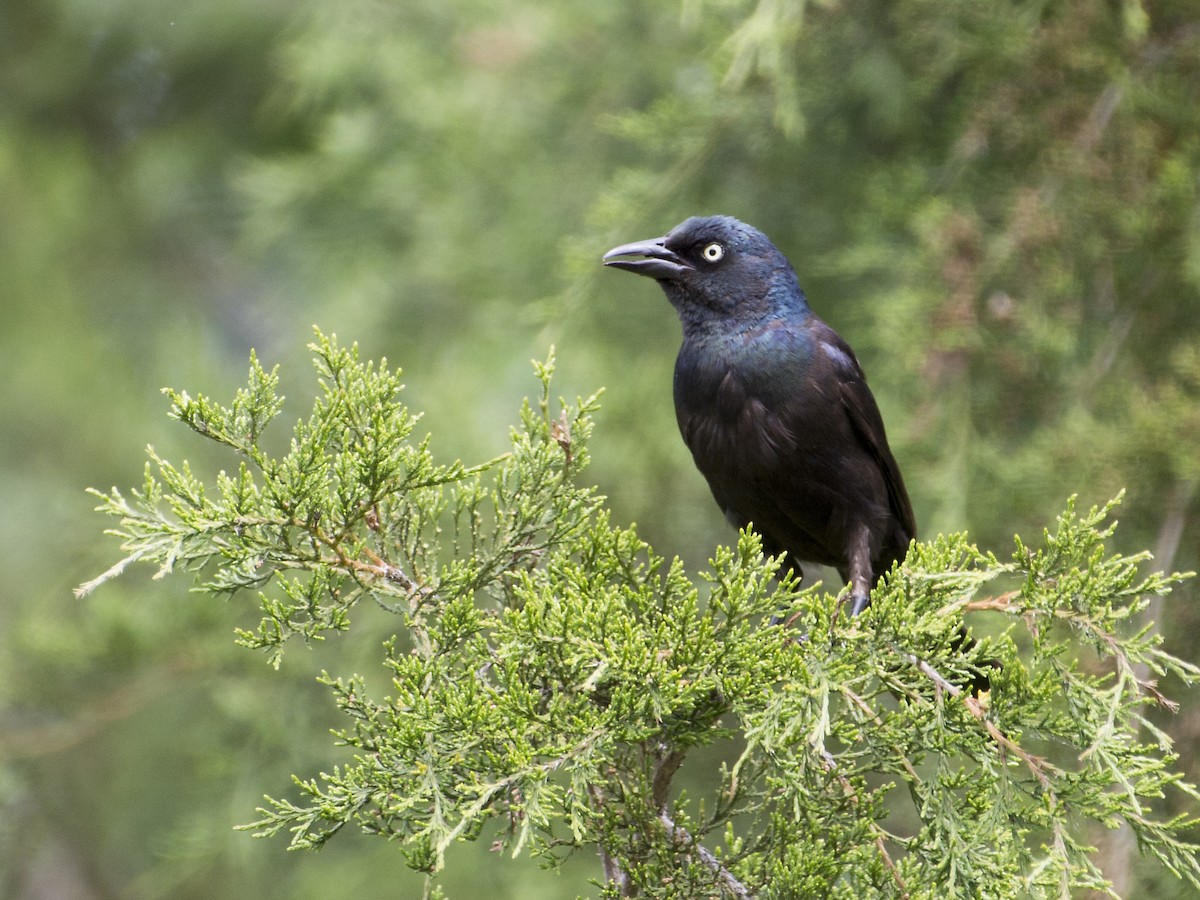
(2, 1), (1197, 897)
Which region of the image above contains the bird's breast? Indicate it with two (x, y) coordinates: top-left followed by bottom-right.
(674, 346), (819, 474)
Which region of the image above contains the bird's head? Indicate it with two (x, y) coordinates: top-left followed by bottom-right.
(602, 215), (806, 328)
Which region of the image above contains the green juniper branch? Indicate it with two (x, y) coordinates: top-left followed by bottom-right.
(80, 332), (1199, 898)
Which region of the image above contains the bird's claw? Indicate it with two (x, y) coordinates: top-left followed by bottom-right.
(847, 591), (871, 617)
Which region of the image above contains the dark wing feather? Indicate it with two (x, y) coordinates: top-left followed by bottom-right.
(814, 325), (917, 543)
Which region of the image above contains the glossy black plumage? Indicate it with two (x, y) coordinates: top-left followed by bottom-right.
(604, 215), (915, 615)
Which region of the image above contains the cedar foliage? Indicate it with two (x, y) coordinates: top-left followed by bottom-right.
(81, 334), (1200, 898)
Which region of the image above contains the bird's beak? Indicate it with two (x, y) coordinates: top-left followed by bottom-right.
(602, 237), (693, 281)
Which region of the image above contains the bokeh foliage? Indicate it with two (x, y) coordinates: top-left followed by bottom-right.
(3, 0), (1199, 897)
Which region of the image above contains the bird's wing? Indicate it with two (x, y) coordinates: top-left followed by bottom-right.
(816, 326), (917, 541)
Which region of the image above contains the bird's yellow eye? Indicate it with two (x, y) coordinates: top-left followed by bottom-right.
(702, 242), (724, 262)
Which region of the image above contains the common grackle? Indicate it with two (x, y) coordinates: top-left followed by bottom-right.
(603, 215), (916, 616)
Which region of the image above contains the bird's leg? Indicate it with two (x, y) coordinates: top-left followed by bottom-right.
(844, 525), (875, 617)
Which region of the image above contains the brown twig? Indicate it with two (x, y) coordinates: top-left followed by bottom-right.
(652, 745), (688, 810)
(589, 784), (636, 898)
(964, 591), (1018, 612)
(658, 811), (754, 900)
(908, 652), (1059, 793)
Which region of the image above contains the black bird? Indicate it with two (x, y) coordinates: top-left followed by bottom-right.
(603, 215), (916, 615)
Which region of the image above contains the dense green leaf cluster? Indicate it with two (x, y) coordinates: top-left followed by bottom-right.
(83, 337), (1199, 898)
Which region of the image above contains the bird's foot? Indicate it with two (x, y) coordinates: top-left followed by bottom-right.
(847, 590), (871, 617)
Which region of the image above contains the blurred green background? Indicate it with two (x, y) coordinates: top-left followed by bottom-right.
(2, 0), (1198, 897)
